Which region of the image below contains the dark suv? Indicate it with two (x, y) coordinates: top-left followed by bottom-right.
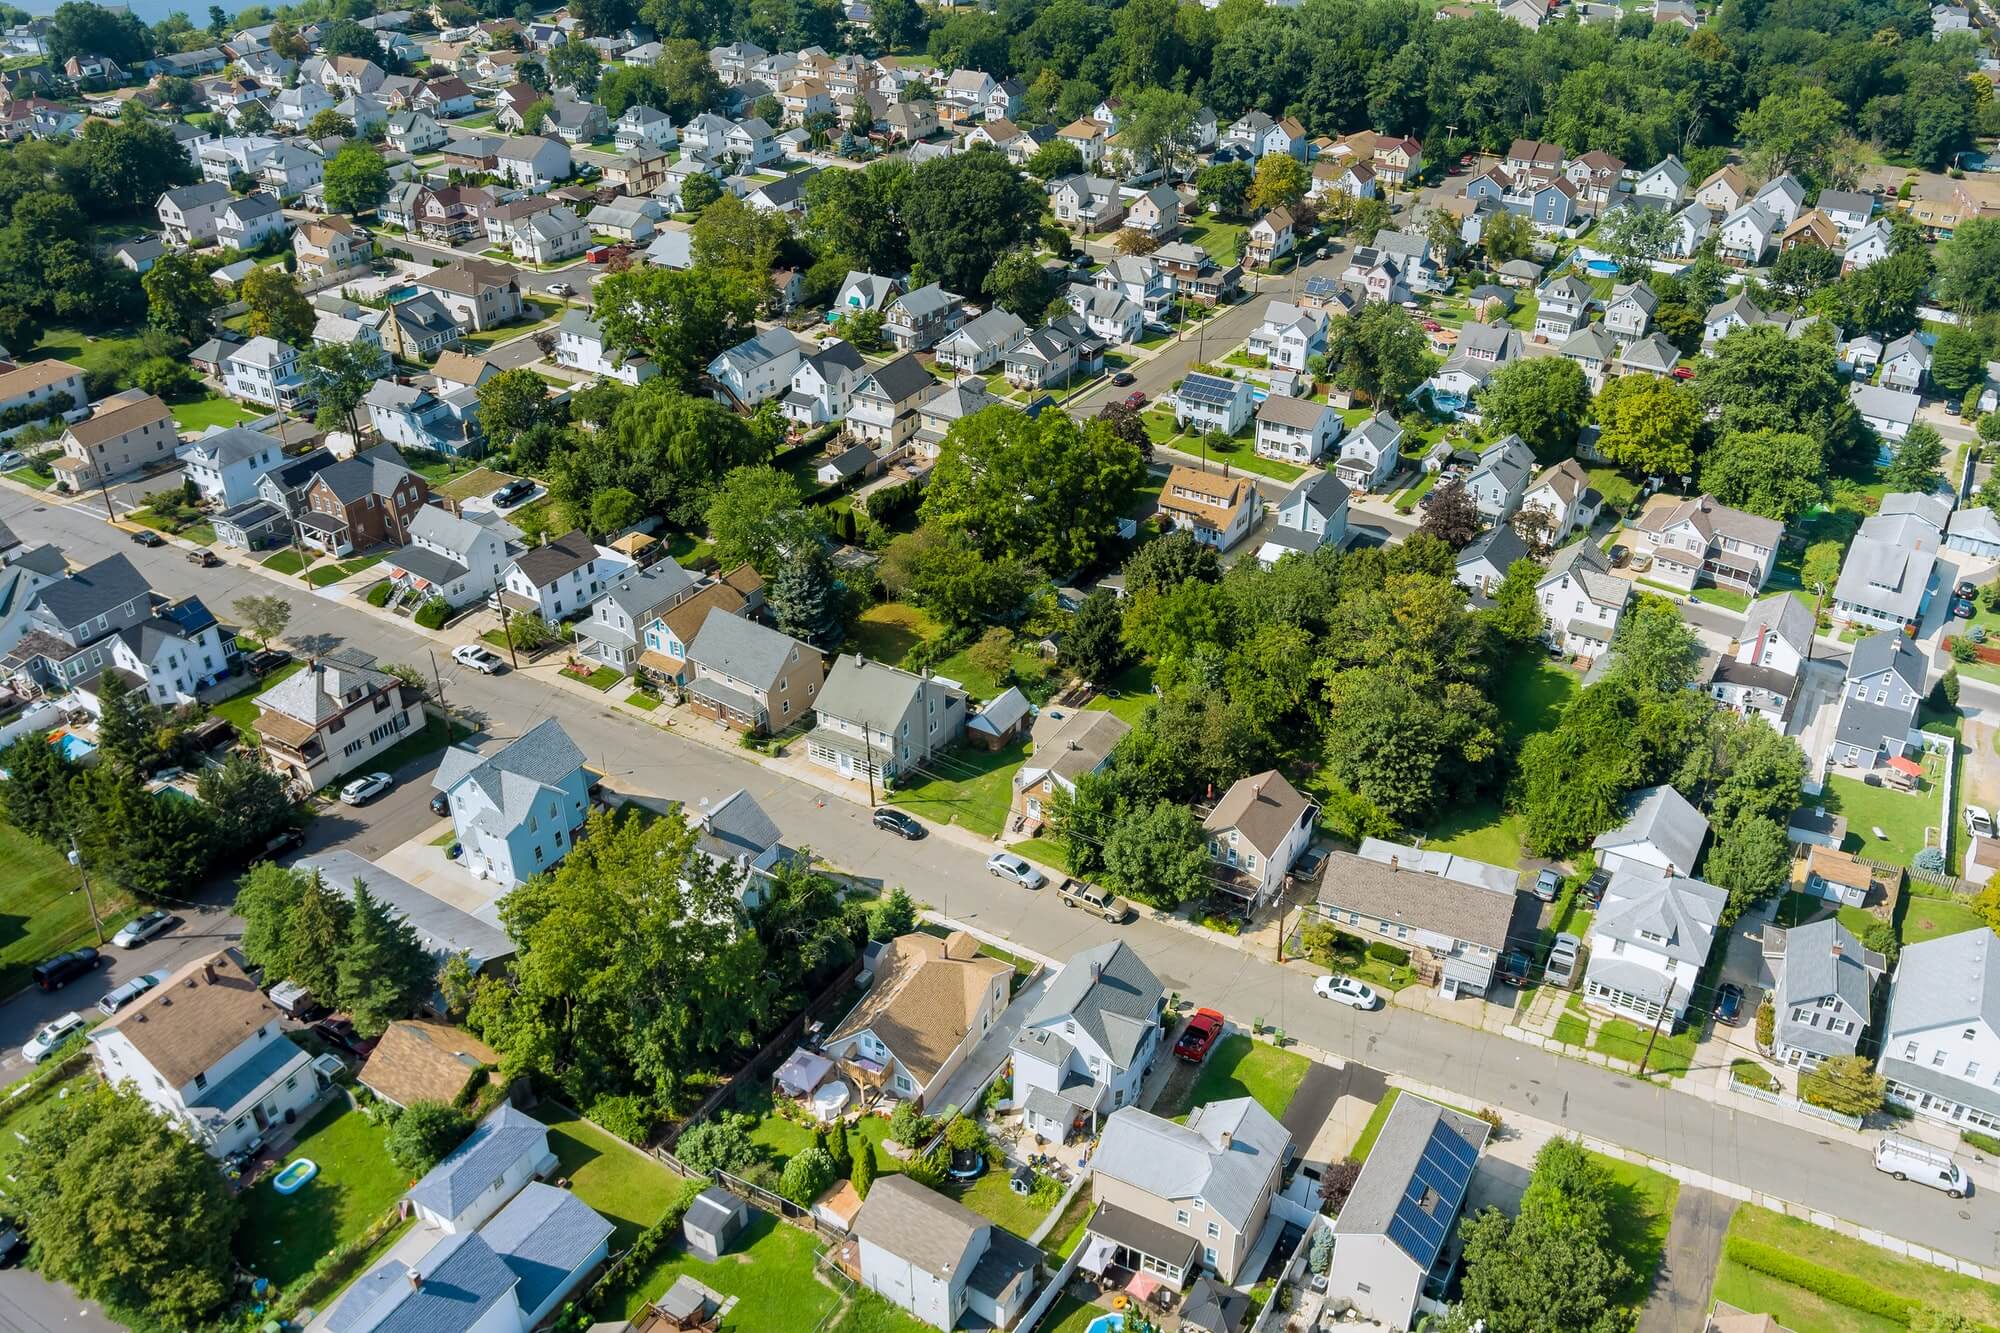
(32, 948), (100, 991)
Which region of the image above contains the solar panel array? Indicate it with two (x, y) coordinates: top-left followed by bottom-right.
(1179, 373), (1239, 406)
(1385, 1122), (1479, 1266)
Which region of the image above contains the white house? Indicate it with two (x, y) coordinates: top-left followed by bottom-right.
(853, 1177), (1041, 1331)
(176, 425), (285, 507)
(88, 951), (317, 1158)
(494, 134), (571, 190)
(385, 505), (513, 607)
(1879, 930), (2000, 1130)
(1245, 300), (1328, 372)
(1254, 394), (1340, 464)
(1011, 940), (1163, 1144)
(1157, 466), (1259, 552)
(220, 336), (307, 411)
(1830, 630), (1925, 770)
(1593, 784), (1710, 880)
(1583, 867), (1727, 1025)
(1257, 471), (1349, 568)
(403, 1102), (559, 1233)
(1172, 372), (1253, 436)
(707, 327), (806, 408)
(1831, 492), (1949, 631)
(1203, 770), (1315, 909)
(1519, 458), (1600, 538)
(783, 340), (866, 427)
(823, 930), (1008, 1107)
(1536, 541), (1631, 658)
(806, 653), (966, 785)
(1333, 412), (1402, 493)
(497, 529), (618, 621)
(217, 192), (290, 250)
(433, 718), (592, 887)
(554, 308), (656, 385)
(1709, 591), (1812, 729)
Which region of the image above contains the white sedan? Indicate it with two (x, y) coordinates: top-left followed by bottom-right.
(452, 644), (506, 675)
(22, 1012), (85, 1063)
(986, 851), (1046, 889)
(1313, 974), (1382, 1011)
(339, 772), (394, 806)
(111, 909), (173, 948)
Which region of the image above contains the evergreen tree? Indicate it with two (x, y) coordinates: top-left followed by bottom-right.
(281, 871), (350, 1002)
(0, 731), (80, 845)
(94, 671), (160, 775)
(769, 546), (844, 648)
(336, 879), (434, 1036)
(85, 769), (214, 899)
(852, 1139), (877, 1196)
(196, 753), (295, 852)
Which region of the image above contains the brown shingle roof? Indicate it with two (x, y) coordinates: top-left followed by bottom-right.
(1806, 847), (1873, 893)
(830, 931), (1009, 1086)
(358, 1019), (499, 1108)
(1315, 850), (1518, 950)
(64, 392), (171, 449)
(419, 257), (516, 299)
(657, 579), (747, 648)
(1204, 769), (1312, 858)
(0, 359), (82, 401)
(101, 950), (282, 1088)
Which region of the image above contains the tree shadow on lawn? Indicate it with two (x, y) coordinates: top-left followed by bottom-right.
(235, 1175), (358, 1290)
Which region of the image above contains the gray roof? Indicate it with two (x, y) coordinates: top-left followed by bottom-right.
(1258, 394), (1334, 430)
(479, 1182), (613, 1317)
(1817, 188), (1873, 216)
(327, 1232), (516, 1333)
(817, 653), (958, 732)
(1881, 930), (2000, 1114)
(161, 180), (231, 210)
(1592, 785), (1709, 876)
(1318, 845), (1519, 949)
(686, 606), (807, 688)
(298, 849), (514, 971)
(1289, 470), (1350, 522)
(696, 788), (783, 864)
(1742, 591), (1814, 655)
(1540, 540), (1627, 611)
(600, 561), (696, 623)
(402, 1102), (549, 1221)
(431, 719), (587, 834)
(1847, 628), (1926, 693)
(1849, 381), (1920, 426)
(316, 447), (415, 505)
(255, 648), (397, 727)
(1027, 941), (1163, 1072)
(1593, 868), (1726, 966)
(508, 530), (597, 586)
(1092, 1098), (1290, 1231)
(30, 554), (148, 632)
(180, 425), (280, 469)
(1620, 333), (1681, 373)
(385, 544), (468, 587)
(1333, 1093), (1488, 1268)
(857, 352), (935, 403)
(891, 282), (958, 321)
(1775, 918), (1878, 1056)
(852, 1175), (984, 1279)
(1458, 524), (1530, 576)
(1834, 501), (1944, 622)
(406, 505), (495, 561)
(685, 1185), (743, 1236)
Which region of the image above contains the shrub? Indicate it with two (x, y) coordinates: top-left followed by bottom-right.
(1754, 999), (1774, 1050)
(945, 1117), (985, 1152)
(888, 1101), (929, 1147)
(1962, 1129), (2000, 1156)
(778, 1145), (837, 1204)
(1732, 1059), (1777, 1092)
(676, 1113), (758, 1173)
(1318, 1159), (1361, 1214)
(1721, 1236), (1914, 1322)
(1366, 941), (1411, 966)
(1915, 847), (1947, 872)
(1798, 1054), (1887, 1116)
(587, 1092), (660, 1145)
(414, 596), (450, 630)
(384, 1100), (474, 1175)
(903, 1145), (947, 1188)
(852, 1140), (877, 1197)
(1309, 1224), (1333, 1275)
(1863, 919), (1901, 967)
(365, 580), (393, 607)
(982, 1075), (1010, 1112)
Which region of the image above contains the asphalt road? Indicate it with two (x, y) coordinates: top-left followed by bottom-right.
(4, 486), (1998, 1277)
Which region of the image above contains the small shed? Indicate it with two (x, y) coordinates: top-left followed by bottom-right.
(812, 1178), (864, 1233)
(683, 1186), (749, 1262)
(966, 686), (1031, 750)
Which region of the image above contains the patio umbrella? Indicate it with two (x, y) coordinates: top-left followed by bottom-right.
(1078, 1235), (1116, 1276)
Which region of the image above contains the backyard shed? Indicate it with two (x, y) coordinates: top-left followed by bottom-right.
(683, 1186), (750, 1262)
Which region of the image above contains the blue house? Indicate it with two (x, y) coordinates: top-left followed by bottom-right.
(433, 719), (592, 888)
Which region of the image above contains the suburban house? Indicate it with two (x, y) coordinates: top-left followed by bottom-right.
(434, 718), (592, 887)
(934, 309), (1028, 375)
(0, 554), (234, 710)
(570, 561), (699, 678)
(1582, 868), (1727, 1025)
(415, 258), (524, 333)
(296, 448), (429, 556)
(1454, 525), (1531, 598)
(1464, 435), (1536, 524)
(1246, 208), (1295, 265)
(356, 1020), (500, 1111)
(1519, 458), (1600, 539)
(1624, 494), (1783, 595)
(1764, 917), (1882, 1069)
(0, 358), (84, 422)
(851, 1176), (1042, 1331)
(1831, 492), (1949, 630)
(384, 293), (463, 362)
(50, 390), (177, 493)
(1881, 333), (1932, 393)
(1533, 274), (1594, 341)
(217, 192), (289, 250)
(1327, 1095), (1489, 1330)
(682, 608), (825, 734)
(1334, 413), (1403, 492)
(291, 216), (369, 276)
(1850, 381), (1921, 443)
(1246, 300), (1328, 372)
(1012, 939), (1162, 1144)
(1593, 784), (1710, 880)
(512, 205), (588, 263)
(384, 505), (513, 615)
(1157, 466), (1260, 552)
(88, 950), (316, 1159)
(554, 309), (656, 385)
(1257, 471), (1350, 568)
(1799, 846), (1878, 909)
(1203, 770), (1315, 910)
(884, 283), (965, 352)
(632, 567), (765, 687)
(1154, 242), (1241, 305)
(1050, 174), (1125, 233)
(783, 340), (867, 427)
(494, 134), (572, 190)
(1011, 708), (1129, 833)
(157, 179), (233, 244)
(1171, 372), (1254, 437)
(365, 380), (481, 456)
(1878, 929), (2000, 1130)
(1830, 630), (1925, 770)
(1947, 505), (2000, 559)
(1254, 394), (1341, 465)
(1537, 542), (1631, 658)
(220, 336), (308, 411)
(846, 354), (937, 451)
(1708, 592), (1812, 728)
(497, 530), (614, 621)
(251, 647), (425, 789)
(823, 929), (1010, 1108)
(402, 1102), (557, 1233)
(709, 327), (808, 409)
(691, 788), (792, 904)
(1085, 1098), (1292, 1286)
(175, 425), (284, 508)
(806, 653), (967, 785)
(1320, 839), (1520, 999)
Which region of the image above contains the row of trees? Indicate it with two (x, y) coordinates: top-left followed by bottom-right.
(236, 863), (439, 1036)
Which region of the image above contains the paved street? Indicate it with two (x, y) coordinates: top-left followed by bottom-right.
(3, 488), (1998, 1277)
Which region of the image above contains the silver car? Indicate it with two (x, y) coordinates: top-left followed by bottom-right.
(986, 851), (1046, 889)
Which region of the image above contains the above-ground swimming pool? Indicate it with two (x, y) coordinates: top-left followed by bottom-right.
(1085, 1315), (1125, 1333)
(271, 1158), (319, 1194)
(1584, 259), (1620, 275)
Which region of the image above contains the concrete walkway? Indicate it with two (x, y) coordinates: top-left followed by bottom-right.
(1636, 1188), (1731, 1333)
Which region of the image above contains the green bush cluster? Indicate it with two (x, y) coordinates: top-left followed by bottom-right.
(1962, 1129), (2000, 1156)
(414, 597), (450, 630)
(365, 580), (393, 607)
(1366, 941), (1411, 966)
(1721, 1237), (1915, 1323)
(587, 1091), (660, 1145)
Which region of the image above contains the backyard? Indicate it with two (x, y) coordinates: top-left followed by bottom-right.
(1160, 1033), (1311, 1122)
(234, 1099), (406, 1292)
(212, 660), (303, 741)
(1823, 771), (1941, 866)
(1414, 654), (1578, 868)
(846, 601), (939, 666)
(169, 392), (262, 433)
(1898, 892), (1986, 945)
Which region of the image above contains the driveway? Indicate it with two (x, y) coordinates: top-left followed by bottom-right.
(929, 968), (1051, 1116)
(1636, 1189), (1732, 1333)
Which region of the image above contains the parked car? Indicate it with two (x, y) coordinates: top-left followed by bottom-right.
(0, 1225), (27, 1267)
(1968, 804), (1994, 838)
(312, 1016), (381, 1059)
(1875, 1136), (1968, 1197)
(185, 548), (219, 567)
(452, 643), (506, 674)
(1954, 597), (1977, 619)
(1174, 1007), (1226, 1062)
(129, 529), (164, 548)
(986, 851), (1046, 889)
(490, 478), (536, 507)
(1534, 868), (1563, 902)
(1111, 371), (1136, 386)
(1057, 878), (1130, 922)
(1715, 982), (1746, 1026)
(112, 909), (173, 948)
(32, 948), (100, 992)
(1670, 365), (1695, 380)
(257, 826), (305, 859)
(1313, 974), (1382, 1010)
(1544, 932), (1582, 989)
(21, 1012), (84, 1063)
(1496, 948), (1533, 987)
(244, 648), (291, 675)
(430, 791), (451, 816)
(97, 969), (169, 1016)
(1958, 581), (1978, 600)
(548, 281), (574, 296)
(1292, 846), (1329, 880)
(1123, 390), (1147, 409)
(0, 450), (24, 470)
(872, 808), (925, 840)
(339, 772), (394, 806)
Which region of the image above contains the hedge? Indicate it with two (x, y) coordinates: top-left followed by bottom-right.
(1721, 1236), (1914, 1324)
(414, 597), (450, 629)
(365, 580), (393, 607)
(1366, 941), (1411, 966)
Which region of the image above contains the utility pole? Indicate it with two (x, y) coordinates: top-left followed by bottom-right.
(67, 833), (104, 945)
(1635, 983), (1673, 1077)
(861, 721), (877, 807)
(496, 599), (519, 669)
(428, 649), (448, 708)
(96, 471), (116, 525)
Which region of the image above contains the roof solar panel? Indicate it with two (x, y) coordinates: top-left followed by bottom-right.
(1386, 1124), (1478, 1265)
(1179, 373), (1238, 406)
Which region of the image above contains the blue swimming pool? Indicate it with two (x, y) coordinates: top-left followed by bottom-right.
(1584, 258), (1620, 275)
(51, 732), (95, 762)
(1084, 1317), (1124, 1333)
(385, 285), (418, 304)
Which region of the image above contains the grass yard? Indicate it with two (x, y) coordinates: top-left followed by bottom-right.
(1164, 1034), (1310, 1123)
(1592, 1016), (1699, 1078)
(1900, 895), (1987, 945)
(929, 640), (1055, 704)
(1421, 800), (1526, 868)
(1041, 1187), (1095, 1262)
(305, 555), (382, 588)
(31, 325), (148, 385)
(1082, 661), (1156, 726)
(530, 1103), (682, 1249)
(410, 455), (477, 488)
(169, 393), (262, 433)
(1717, 1205), (2000, 1330)
(1393, 470), (1439, 513)
(1712, 1261), (1901, 1333)
(1177, 431), (1306, 483)
(1588, 1151), (1679, 1310)
(0, 821), (136, 997)
(261, 548), (317, 576)
(626, 689), (661, 711)
(942, 1162), (1058, 1238)
(827, 1290), (936, 1333)
(1009, 836), (1071, 873)
(567, 664), (622, 690)
(1178, 214), (1248, 263)
(1038, 1294), (1117, 1333)
(212, 660), (304, 741)
(1348, 1088), (1401, 1161)
(847, 601), (940, 667)
(4, 464), (52, 490)
(888, 736), (1029, 839)
(1553, 1013), (1591, 1046)
(1690, 585), (1753, 613)
(1823, 773), (1938, 866)
(436, 466), (516, 503)
(234, 1101), (406, 1292)
(613, 1209), (844, 1326)
(0, 1066), (96, 1198)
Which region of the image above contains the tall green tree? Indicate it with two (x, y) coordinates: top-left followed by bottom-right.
(899, 147), (1042, 294)
(1706, 813), (1792, 924)
(140, 250), (220, 342)
(705, 466), (826, 575)
(1594, 374), (1703, 477)
(1477, 357), (1591, 462)
(1935, 216), (2000, 317)
(240, 267), (315, 347)
(768, 544), (846, 648)
(1699, 428), (1827, 522)
(1447, 1138), (1632, 1333)
(322, 141), (389, 215)
(280, 871), (352, 1002)
(591, 265), (760, 386)
(1325, 301), (1433, 405)
(336, 879), (436, 1036)
(1100, 800), (1210, 908)
(1884, 422), (1946, 494)
(0, 731), (80, 846)
(196, 754), (295, 857)
(303, 340), (383, 439)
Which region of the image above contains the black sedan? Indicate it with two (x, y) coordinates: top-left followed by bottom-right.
(129, 529), (164, 548)
(1715, 982), (1747, 1026)
(872, 808), (925, 840)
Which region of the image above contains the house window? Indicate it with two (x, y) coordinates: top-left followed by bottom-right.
(193, 1071), (208, 1091)
(1934, 1049), (1948, 1067)
(1176, 1209), (1189, 1226)
(1207, 1221), (1220, 1240)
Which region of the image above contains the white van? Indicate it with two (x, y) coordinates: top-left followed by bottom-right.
(1874, 1135), (1969, 1197)
(1968, 805), (1994, 839)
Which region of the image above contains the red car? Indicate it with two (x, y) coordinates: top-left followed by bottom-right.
(1174, 1008), (1226, 1063)
(1124, 390), (1148, 409)
(1670, 365), (1695, 380)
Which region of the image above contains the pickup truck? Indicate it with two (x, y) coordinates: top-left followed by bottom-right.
(1057, 878), (1130, 923)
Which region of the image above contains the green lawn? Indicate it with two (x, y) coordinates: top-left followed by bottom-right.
(213, 660), (304, 742)
(1553, 1013), (1590, 1046)
(1041, 1187), (1095, 1262)
(1823, 773), (1938, 866)
(1593, 1016), (1699, 1078)
(1349, 1088), (1402, 1162)
(0, 1067), (96, 1199)
(1177, 430), (1306, 483)
(1496, 653), (1578, 743)
(31, 324), (148, 384)
(1718, 1205), (2000, 1329)
(928, 640), (1055, 704)
(889, 737), (1030, 839)
(614, 1207), (843, 1326)
(1713, 1260), (1901, 1333)
(846, 601), (939, 666)
(261, 548), (317, 576)
(234, 1100), (407, 1292)
(626, 689), (661, 711)
(4, 464), (52, 490)
(942, 1161), (1059, 1238)
(1690, 585), (1753, 613)
(567, 665), (622, 690)
(1177, 213), (1247, 263)
(0, 820), (137, 997)
(1588, 1151), (1679, 1310)
(1163, 1034), (1311, 1122)
(531, 1103), (683, 1249)
(1901, 895), (1987, 945)
(436, 466), (514, 503)
(1038, 1294), (1116, 1333)
(1420, 800), (1525, 868)
(1082, 661), (1156, 725)
(1393, 470), (1439, 513)
(1010, 836), (1071, 872)
(169, 394), (261, 433)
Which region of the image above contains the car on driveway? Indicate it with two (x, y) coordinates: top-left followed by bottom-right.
(98, 969), (169, 1016)
(112, 909), (173, 948)
(1174, 1007), (1226, 1062)
(23, 1012), (85, 1062)
(339, 772), (394, 806)
(452, 644), (506, 674)
(1953, 597), (1977, 619)
(986, 851), (1046, 889)
(1715, 982), (1746, 1026)
(245, 648), (291, 675)
(1313, 974), (1383, 1010)
(313, 1015), (381, 1058)
(1959, 581), (1978, 600)
(129, 529), (164, 548)
(490, 478), (536, 507)
(1534, 867), (1563, 901)
(0, 450), (24, 471)
(873, 808), (925, 840)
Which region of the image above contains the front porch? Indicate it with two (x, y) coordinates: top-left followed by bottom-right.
(294, 510), (354, 558)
